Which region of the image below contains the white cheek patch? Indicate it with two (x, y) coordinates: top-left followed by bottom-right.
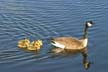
(87, 23), (92, 27)
(51, 41), (65, 49)
(87, 22), (92, 27)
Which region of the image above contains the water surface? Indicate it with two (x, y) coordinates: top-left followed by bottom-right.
(0, 0), (108, 72)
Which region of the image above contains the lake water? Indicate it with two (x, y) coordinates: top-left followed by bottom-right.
(0, 0), (108, 72)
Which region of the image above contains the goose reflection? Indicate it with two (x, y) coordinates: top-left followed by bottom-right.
(80, 48), (91, 70)
(50, 47), (91, 69)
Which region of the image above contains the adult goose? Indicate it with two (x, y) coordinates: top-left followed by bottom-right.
(51, 21), (93, 51)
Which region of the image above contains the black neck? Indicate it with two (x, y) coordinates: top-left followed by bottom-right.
(82, 24), (89, 39)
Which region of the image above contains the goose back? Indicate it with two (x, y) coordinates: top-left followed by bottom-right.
(52, 37), (84, 49)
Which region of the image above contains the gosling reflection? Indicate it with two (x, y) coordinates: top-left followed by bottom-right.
(51, 47), (91, 69)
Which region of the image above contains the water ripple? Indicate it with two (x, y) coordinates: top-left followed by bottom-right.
(0, 0), (108, 72)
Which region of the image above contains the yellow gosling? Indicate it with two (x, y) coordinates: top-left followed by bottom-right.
(18, 38), (30, 48)
(27, 40), (43, 51)
(37, 39), (43, 46)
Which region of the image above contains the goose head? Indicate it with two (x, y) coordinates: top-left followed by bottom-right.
(86, 21), (94, 27)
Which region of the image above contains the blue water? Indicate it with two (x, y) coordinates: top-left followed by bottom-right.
(0, 0), (108, 72)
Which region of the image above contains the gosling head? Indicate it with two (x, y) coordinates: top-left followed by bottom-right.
(25, 39), (30, 43)
(86, 21), (94, 27)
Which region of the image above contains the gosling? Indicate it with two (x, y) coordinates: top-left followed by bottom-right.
(51, 21), (94, 52)
(18, 38), (30, 48)
(27, 40), (43, 51)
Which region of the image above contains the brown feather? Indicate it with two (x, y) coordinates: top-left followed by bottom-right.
(53, 37), (84, 49)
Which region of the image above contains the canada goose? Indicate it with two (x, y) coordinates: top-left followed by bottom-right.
(51, 21), (93, 51)
(18, 38), (30, 48)
(27, 40), (43, 51)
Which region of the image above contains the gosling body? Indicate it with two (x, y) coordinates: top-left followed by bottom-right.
(18, 38), (30, 48)
(27, 40), (43, 51)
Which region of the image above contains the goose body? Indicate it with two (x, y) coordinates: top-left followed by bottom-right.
(51, 37), (87, 50)
(51, 21), (93, 51)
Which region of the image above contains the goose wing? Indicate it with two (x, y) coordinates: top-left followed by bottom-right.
(52, 37), (83, 49)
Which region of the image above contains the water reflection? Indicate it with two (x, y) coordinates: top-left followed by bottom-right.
(50, 47), (91, 69)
